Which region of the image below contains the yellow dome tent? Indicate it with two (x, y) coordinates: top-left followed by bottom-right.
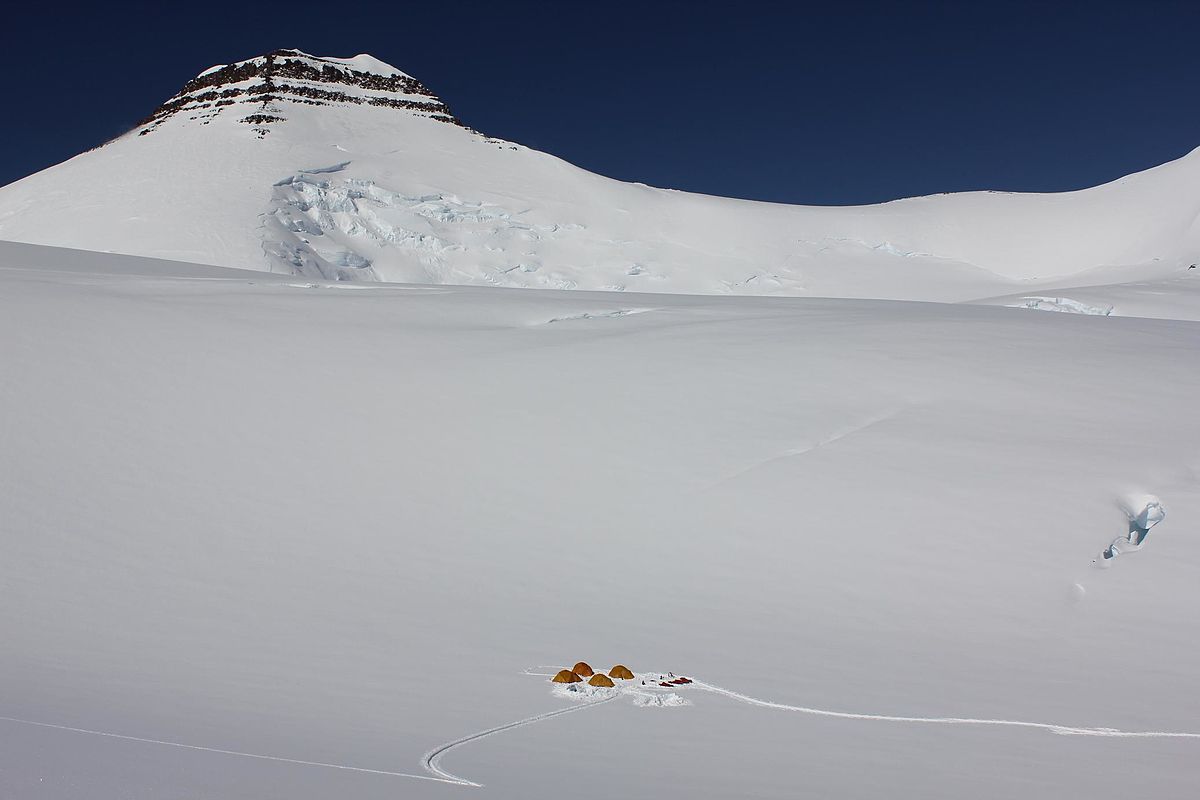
(588, 673), (615, 687)
(610, 665), (634, 680)
(552, 669), (582, 684)
(572, 661), (595, 677)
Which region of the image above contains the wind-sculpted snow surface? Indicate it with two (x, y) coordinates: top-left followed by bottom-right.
(2, 243), (1200, 799)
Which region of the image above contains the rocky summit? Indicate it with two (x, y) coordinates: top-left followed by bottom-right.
(135, 49), (462, 137)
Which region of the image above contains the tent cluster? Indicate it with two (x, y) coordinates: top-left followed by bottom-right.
(551, 661), (635, 687)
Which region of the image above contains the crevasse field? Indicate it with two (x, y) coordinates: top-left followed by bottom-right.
(2, 240), (1199, 799)
(2, 50), (1200, 799)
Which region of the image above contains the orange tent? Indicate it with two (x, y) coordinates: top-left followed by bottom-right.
(588, 673), (615, 687)
(610, 664), (634, 680)
(552, 669), (582, 684)
(572, 661), (595, 677)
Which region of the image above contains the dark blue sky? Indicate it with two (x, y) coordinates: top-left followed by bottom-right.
(5, 1), (1199, 205)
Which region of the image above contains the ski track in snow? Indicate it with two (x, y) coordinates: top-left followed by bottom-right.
(0, 691), (619, 790)
(529, 665), (1200, 739)
(5, 665), (1198, 793)
(711, 409), (901, 487)
(422, 695), (618, 786)
(692, 682), (1200, 738)
(0, 714), (459, 785)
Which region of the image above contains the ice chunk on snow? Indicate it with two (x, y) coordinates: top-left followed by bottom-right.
(1096, 495), (1165, 564)
(542, 308), (656, 324)
(633, 692), (690, 708)
(1132, 500), (1165, 532)
(299, 161), (351, 175)
(553, 683), (616, 701)
(1014, 297), (1113, 315)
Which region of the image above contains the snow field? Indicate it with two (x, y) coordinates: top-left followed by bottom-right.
(2, 244), (1200, 799)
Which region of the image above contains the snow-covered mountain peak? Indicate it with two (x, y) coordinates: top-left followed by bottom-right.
(2, 49), (1199, 295)
(135, 48), (461, 138)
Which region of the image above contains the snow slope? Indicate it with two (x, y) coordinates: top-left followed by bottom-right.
(971, 270), (1200, 321)
(2, 241), (1200, 799)
(0, 49), (1198, 299)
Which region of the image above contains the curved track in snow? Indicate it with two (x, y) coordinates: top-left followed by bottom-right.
(693, 682), (1200, 738)
(422, 694), (617, 786)
(0, 691), (620, 791)
(0, 714), (459, 785)
(6, 671), (1197, 794)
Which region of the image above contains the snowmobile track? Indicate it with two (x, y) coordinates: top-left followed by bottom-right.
(0, 714), (460, 785)
(6, 671), (1194, 794)
(422, 694), (618, 786)
(694, 682), (1200, 738)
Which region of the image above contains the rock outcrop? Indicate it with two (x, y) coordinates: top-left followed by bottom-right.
(135, 49), (462, 136)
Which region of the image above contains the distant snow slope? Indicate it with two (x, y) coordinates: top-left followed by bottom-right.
(2, 242), (1200, 799)
(0, 49), (1197, 300)
(970, 270), (1200, 321)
